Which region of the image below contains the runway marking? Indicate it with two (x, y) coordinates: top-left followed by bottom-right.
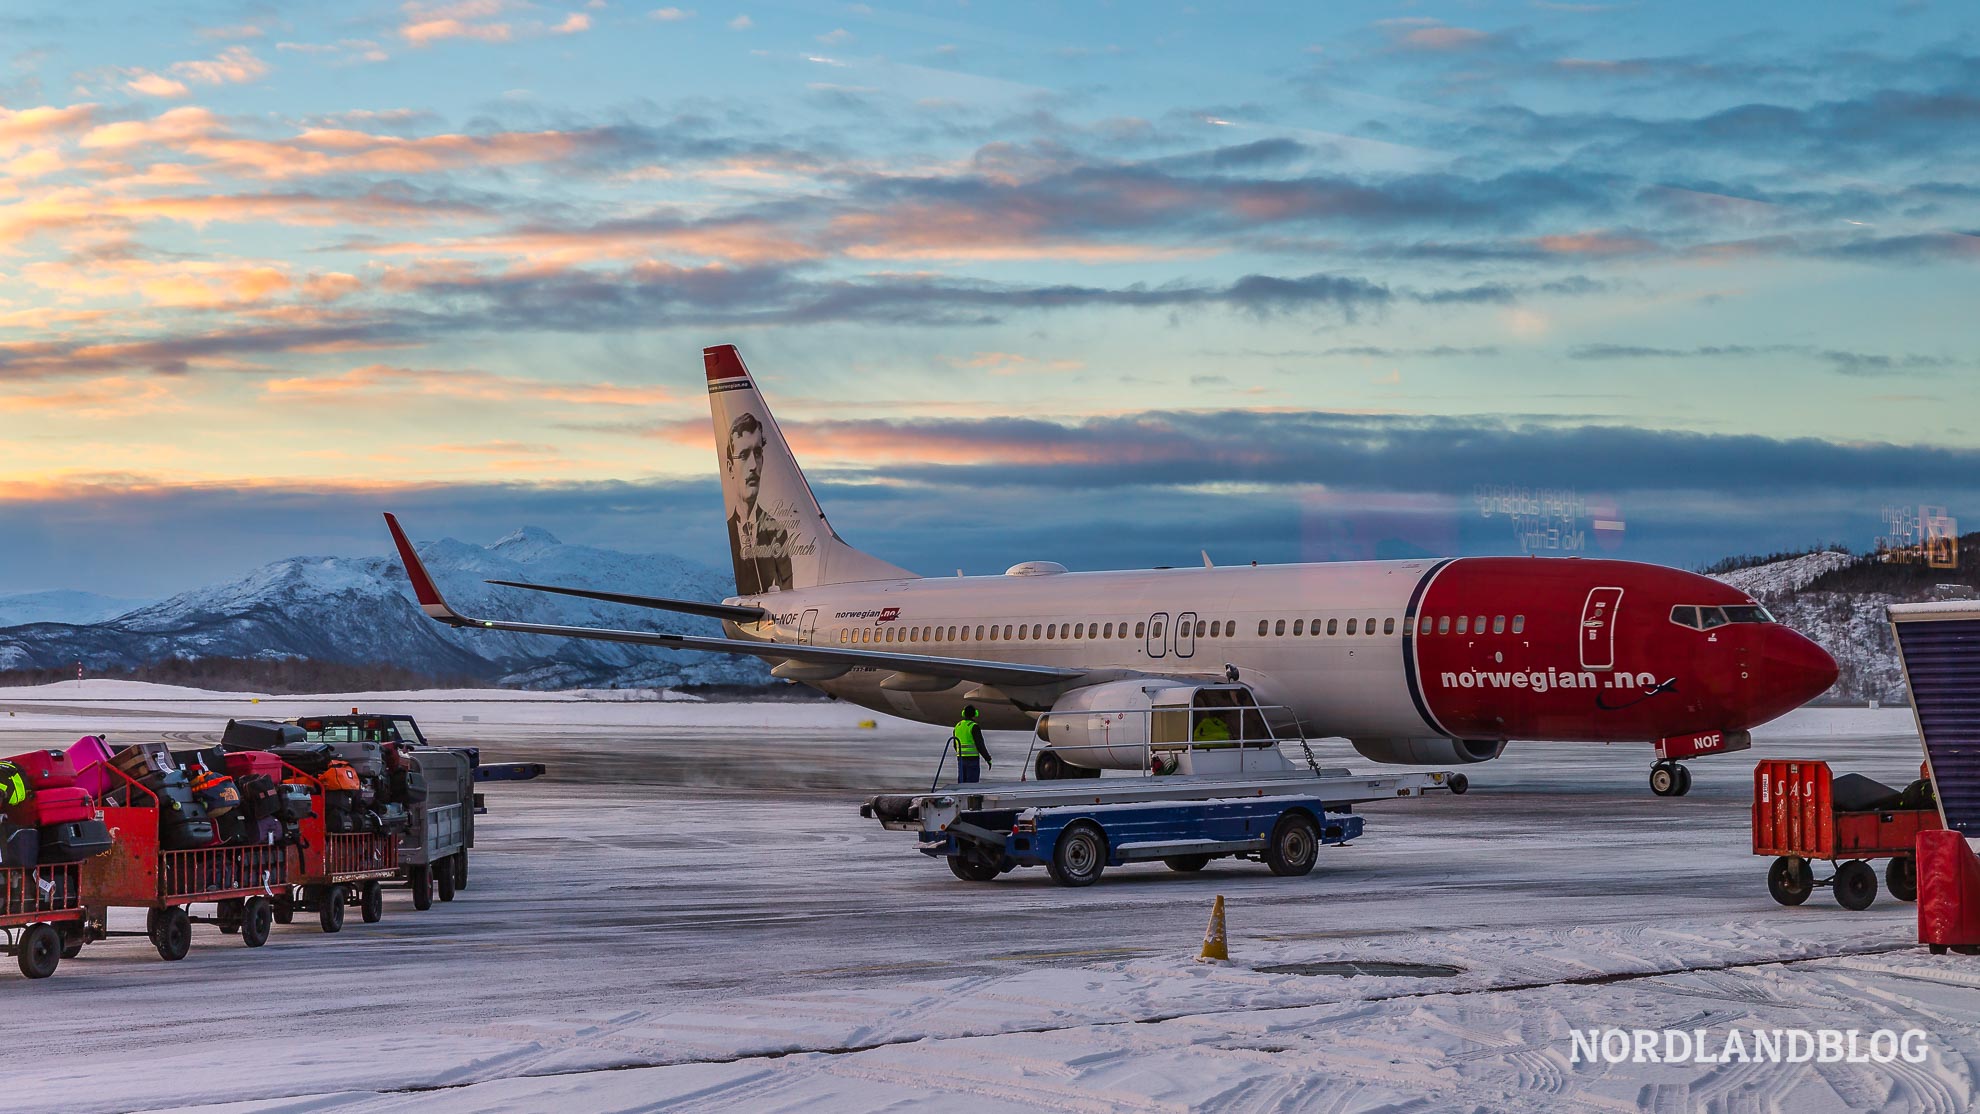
(119, 940), (1922, 1112)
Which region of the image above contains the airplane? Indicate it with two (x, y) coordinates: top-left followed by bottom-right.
(383, 343), (1839, 797)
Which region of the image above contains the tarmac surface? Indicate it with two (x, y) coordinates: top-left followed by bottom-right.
(0, 689), (1966, 1112)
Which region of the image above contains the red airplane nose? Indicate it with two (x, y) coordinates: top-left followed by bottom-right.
(1762, 628), (1839, 707)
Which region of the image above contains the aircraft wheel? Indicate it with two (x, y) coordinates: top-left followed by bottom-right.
(1047, 822), (1106, 887)
(1834, 860), (1878, 911)
(1888, 856), (1918, 903)
(1930, 943), (1948, 955)
(1674, 764), (1693, 797)
(1649, 763), (1677, 796)
(1767, 856), (1814, 905)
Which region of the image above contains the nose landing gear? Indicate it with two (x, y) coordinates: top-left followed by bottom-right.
(1650, 760), (1693, 797)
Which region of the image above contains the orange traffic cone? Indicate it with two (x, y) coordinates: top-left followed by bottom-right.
(1198, 894), (1229, 962)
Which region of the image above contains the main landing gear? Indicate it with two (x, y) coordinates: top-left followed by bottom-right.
(1650, 760), (1693, 797)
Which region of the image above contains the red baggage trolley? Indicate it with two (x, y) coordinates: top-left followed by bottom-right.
(2, 862), (85, 979)
(277, 784), (399, 933)
(1754, 758), (1941, 911)
(77, 765), (290, 960)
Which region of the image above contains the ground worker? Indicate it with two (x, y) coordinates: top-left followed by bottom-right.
(0, 760), (26, 811)
(953, 706), (993, 783)
(1193, 713), (1233, 744)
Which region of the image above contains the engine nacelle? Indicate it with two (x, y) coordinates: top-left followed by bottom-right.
(1350, 737), (1506, 765)
(1037, 680), (1272, 770)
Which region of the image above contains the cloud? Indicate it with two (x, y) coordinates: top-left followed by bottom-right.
(552, 13), (592, 34)
(262, 364), (680, 407)
(401, 0), (515, 45)
(170, 46), (271, 85)
(1567, 343), (1959, 376)
(650, 7), (695, 20)
(728, 14), (752, 30)
(0, 104), (97, 153)
(125, 73), (190, 98)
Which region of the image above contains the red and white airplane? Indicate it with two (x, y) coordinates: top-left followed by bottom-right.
(385, 344), (1838, 796)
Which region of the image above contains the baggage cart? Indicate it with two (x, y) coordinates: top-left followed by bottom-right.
(76, 765), (290, 961)
(279, 791), (399, 933)
(398, 748), (473, 910)
(1753, 758), (1941, 911)
(1, 863), (85, 978)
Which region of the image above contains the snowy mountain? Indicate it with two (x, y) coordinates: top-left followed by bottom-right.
(0, 589), (151, 627)
(0, 528), (770, 690)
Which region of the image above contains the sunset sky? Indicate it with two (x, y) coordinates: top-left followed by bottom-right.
(3, 1), (1978, 597)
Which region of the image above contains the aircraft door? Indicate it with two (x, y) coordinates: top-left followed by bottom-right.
(1579, 587), (1623, 671)
(1175, 611), (1198, 658)
(1146, 612), (1169, 658)
(798, 608), (819, 645)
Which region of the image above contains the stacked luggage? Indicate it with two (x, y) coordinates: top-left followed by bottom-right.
(0, 739), (119, 878)
(226, 720), (420, 838)
(99, 735), (311, 850)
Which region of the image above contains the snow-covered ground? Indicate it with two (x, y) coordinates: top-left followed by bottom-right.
(2, 686), (1972, 1113)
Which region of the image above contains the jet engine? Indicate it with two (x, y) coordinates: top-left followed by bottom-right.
(1350, 738), (1506, 765)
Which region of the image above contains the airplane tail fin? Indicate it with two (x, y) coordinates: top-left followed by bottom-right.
(704, 345), (914, 595)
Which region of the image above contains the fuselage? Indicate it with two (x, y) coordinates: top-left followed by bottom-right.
(724, 555), (1838, 743)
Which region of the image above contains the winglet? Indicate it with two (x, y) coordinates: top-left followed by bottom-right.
(383, 513), (469, 625)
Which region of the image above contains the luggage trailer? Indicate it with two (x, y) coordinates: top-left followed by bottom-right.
(74, 763), (292, 961)
(863, 766), (1467, 887)
(277, 797), (400, 933)
(1, 862), (84, 978)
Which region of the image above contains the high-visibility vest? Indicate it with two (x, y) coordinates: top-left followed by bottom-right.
(0, 762), (26, 808)
(953, 720), (982, 758)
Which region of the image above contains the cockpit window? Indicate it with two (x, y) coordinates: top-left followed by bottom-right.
(1673, 603), (1774, 629)
(1721, 604), (1775, 624)
(1669, 605), (1697, 628)
(1698, 607), (1728, 629)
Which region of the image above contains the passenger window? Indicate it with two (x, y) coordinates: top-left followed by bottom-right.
(1419, 616), (1432, 635)
(1346, 618), (1357, 635)
(987, 625), (998, 641)
(1153, 621), (1165, 638)
(1293, 619), (1304, 636)
(1102, 622), (1113, 638)
(1492, 615), (1505, 634)
(840, 630), (849, 644)
(1136, 622), (1146, 638)
(1047, 624), (1057, 639)
(1670, 605), (1697, 629)
(1456, 616), (1469, 635)
(1438, 616), (1450, 634)
(1274, 619), (1286, 636)
(1699, 607), (1728, 629)
(1328, 618), (1339, 635)
(1004, 625), (1013, 639)
(1195, 620), (1206, 637)
(1384, 617), (1396, 635)
(1073, 624), (1084, 640)
(1512, 615), (1525, 634)
(1258, 620), (1268, 636)
(948, 626), (959, 640)
(1473, 616), (1485, 635)
(1366, 617), (1376, 635)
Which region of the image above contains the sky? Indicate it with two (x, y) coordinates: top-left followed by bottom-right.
(2, 1), (1979, 597)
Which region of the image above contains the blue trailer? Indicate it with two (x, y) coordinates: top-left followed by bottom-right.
(861, 769), (1466, 887)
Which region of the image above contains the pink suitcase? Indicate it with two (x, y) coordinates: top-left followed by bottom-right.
(66, 735), (117, 800)
(11, 785), (93, 826)
(6, 749), (77, 791)
(224, 751), (286, 782)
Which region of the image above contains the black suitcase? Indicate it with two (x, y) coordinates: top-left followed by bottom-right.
(269, 742), (335, 776)
(235, 773), (281, 821)
(162, 817), (215, 850)
(374, 802), (412, 835)
(275, 783), (315, 823)
(39, 819), (113, 863)
(211, 810), (248, 845)
(0, 824), (37, 871)
(323, 789), (359, 833)
(327, 740), (386, 781)
(222, 718), (306, 751)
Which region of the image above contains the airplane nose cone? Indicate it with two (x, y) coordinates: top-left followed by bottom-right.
(1763, 628), (1839, 706)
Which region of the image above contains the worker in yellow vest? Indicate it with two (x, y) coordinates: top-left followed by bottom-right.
(952, 706), (993, 784)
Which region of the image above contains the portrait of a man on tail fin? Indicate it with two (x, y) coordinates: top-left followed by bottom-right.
(724, 411), (794, 595)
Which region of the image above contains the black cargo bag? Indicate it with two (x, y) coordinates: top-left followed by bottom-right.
(38, 819), (113, 863)
(269, 743), (336, 776)
(222, 718), (306, 751)
(276, 783), (315, 823)
(0, 823), (37, 871)
(1831, 772), (1903, 813)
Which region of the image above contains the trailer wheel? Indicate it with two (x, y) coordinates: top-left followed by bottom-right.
(1265, 812), (1320, 877)
(59, 924), (85, 960)
(1048, 822), (1107, 887)
(454, 852), (468, 891)
(947, 854), (1001, 882)
(17, 923), (61, 979)
(1834, 860), (1878, 911)
(437, 857), (457, 902)
(1887, 856), (1918, 903)
(361, 881), (384, 924)
(151, 907), (191, 961)
(241, 897), (273, 948)
(319, 886), (347, 933)
(1164, 855), (1212, 873)
(274, 891), (294, 925)
(410, 864), (433, 910)
(217, 897), (243, 934)
(1767, 856), (1815, 905)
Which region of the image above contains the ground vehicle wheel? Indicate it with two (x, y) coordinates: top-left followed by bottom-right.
(1047, 822), (1106, 887)
(1164, 855), (1212, 873)
(1931, 943), (1949, 955)
(361, 881), (384, 924)
(1834, 860), (1878, 910)
(410, 864), (433, 910)
(273, 891), (294, 925)
(437, 857), (457, 902)
(1674, 765), (1692, 797)
(1265, 812), (1320, 877)
(17, 923), (61, 979)
(217, 897), (243, 935)
(1887, 856), (1918, 903)
(1767, 856), (1815, 906)
(152, 906), (191, 961)
(319, 886), (347, 933)
(947, 853), (1001, 882)
(241, 897), (273, 948)
(59, 924), (85, 960)
(1649, 763), (1676, 796)
(454, 852), (468, 891)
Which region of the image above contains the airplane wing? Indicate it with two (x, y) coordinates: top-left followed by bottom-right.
(384, 514), (1085, 690)
(485, 579), (766, 623)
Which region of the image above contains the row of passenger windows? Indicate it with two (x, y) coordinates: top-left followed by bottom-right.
(837, 613), (1527, 645)
(1258, 614), (1527, 637)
